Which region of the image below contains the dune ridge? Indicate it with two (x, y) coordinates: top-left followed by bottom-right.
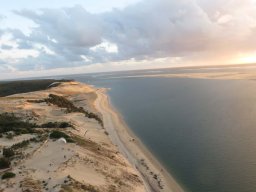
(0, 81), (145, 192)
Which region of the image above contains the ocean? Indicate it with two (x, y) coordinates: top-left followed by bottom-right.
(71, 68), (256, 192)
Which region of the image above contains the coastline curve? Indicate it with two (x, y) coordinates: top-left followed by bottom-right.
(93, 87), (184, 192)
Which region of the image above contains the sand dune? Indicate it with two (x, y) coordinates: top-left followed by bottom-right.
(0, 82), (145, 192)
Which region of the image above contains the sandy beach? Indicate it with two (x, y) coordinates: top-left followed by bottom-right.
(94, 88), (184, 192)
(0, 81), (146, 192)
(0, 80), (185, 192)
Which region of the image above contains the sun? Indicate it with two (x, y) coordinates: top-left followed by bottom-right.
(237, 55), (256, 64)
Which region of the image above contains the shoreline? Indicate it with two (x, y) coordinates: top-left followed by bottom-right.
(94, 87), (184, 192)
(0, 81), (146, 192)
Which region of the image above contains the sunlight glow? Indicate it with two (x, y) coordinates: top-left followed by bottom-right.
(237, 55), (256, 64)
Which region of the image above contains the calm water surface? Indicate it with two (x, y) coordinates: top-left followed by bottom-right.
(73, 73), (256, 192)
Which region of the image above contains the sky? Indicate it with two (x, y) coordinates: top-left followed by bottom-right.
(1, 0), (256, 80)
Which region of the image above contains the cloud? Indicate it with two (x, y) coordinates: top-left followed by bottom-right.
(103, 0), (215, 59)
(1, 0), (256, 73)
(0, 14), (4, 21)
(0, 16), (5, 37)
(0, 59), (5, 65)
(12, 5), (111, 70)
(0, 59), (17, 73)
(103, 0), (256, 61)
(15, 6), (103, 47)
(1, 44), (13, 50)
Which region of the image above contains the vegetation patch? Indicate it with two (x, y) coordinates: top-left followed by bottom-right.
(44, 94), (103, 126)
(60, 176), (99, 192)
(3, 148), (15, 158)
(6, 133), (14, 139)
(0, 113), (72, 134)
(1, 172), (16, 180)
(45, 94), (84, 113)
(71, 135), (115, 160)
(0, 79), (72, 97)
(85, 112), (103, 127)
(11, 140), (30, 150)
(72, 135), (100, 151)
(0, 113), (37, 133)
(49, 131), (74, 143)
(2, 136), (44, 163)
(28, 94), (103, 127)
(41, 121), (72, 128)
(0, 158), (11, 169)
(20, 178), (43, 192)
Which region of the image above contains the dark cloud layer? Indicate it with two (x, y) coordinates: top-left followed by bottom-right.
(2, 0), (256, 71)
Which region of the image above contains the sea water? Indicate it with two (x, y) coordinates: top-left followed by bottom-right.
(72, 69), (256, 192)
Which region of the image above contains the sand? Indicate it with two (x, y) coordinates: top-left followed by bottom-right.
(0, 80), (186, 192)
(2, 67), (256, 191)
(0, 82), (145, 192)
(94, 88), (184, 192)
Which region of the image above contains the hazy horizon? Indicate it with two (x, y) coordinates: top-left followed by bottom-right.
(2, 63), (256, 81)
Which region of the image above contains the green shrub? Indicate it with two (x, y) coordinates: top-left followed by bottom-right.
(6, 133), (13, 140)
(0, 79), (72, 97)
(1, 172), (16, 179)
(50, 131), (69, 139)
(41, 122), (57, 128)
(65, 138), (75, 143)
(44, 94), (103, 127)
(0, 158), (11, 169)
(0, 113), (37, 133)
(49, 131), (75, 143)
(11, 140), (30, 150)
(59, 122), (71, 128)
(41, 122), (72, 128)
(44, 94), (82, 113)
(3, 148), (15, 158)
(86, 112), (103, 126)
